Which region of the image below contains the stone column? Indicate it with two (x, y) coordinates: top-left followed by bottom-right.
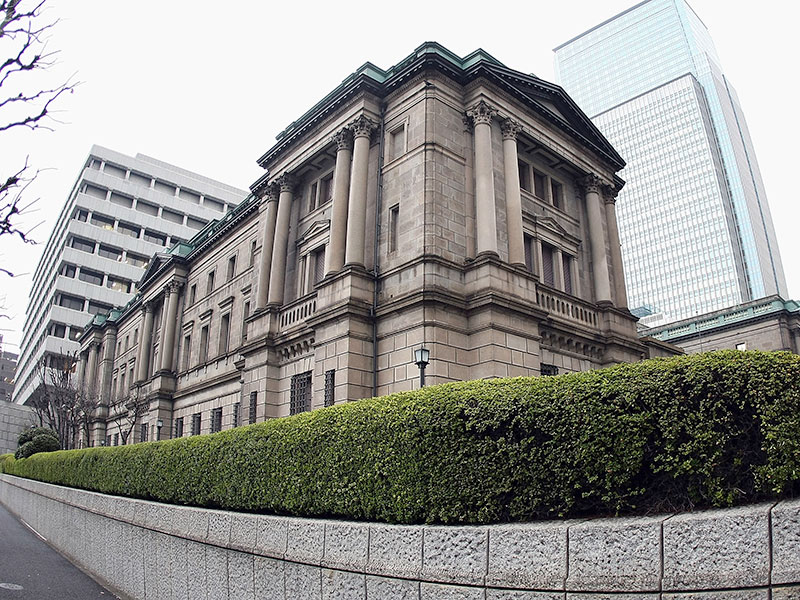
(467, 100), (498, 257)
(502, 118), (525, 266)
(100, 330), (117, 401)
(77, 352), (86, 389)
(255, 186), (279, 310)
(86, 342), (99, 392)
(268, 174), (296, 305)
(603, 185), (628, 308)
(326, 127), (353, 275)
(581, 174), (612, 304)
(160, 282), (181, 372)
(553, 248), (565, 291)
(535, 239), (544, 279)
(137, 303), (154, 381)
(345, 115), (375, 267)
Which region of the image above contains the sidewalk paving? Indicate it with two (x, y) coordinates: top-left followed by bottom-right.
(0, 502), (118, 599)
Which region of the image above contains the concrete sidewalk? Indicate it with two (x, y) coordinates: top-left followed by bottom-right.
(0, 502), (118, 599)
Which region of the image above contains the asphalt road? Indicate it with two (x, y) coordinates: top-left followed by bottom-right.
(0, 502), (118, 599)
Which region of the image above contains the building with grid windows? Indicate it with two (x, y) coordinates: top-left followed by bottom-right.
(75, 43), (676, 445)
(13, 146), (246, 407)
(554, 0), (787, 326)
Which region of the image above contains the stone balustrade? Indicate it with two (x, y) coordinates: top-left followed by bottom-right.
(1, 473), (799, 599)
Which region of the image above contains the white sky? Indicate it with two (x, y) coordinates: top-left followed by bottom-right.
(0, 0), (798, 352)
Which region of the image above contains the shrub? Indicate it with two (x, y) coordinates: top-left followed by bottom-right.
(17, 427), (59, 447)
(15, 434), (62, 459)
(3, 351), (799, 524)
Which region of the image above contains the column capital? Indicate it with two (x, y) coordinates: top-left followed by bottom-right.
(501, 118), (523, 140)
(350, 115), (375, 139)
(275, 173), (297, 194)
(166, 280), (182, 295)
(466, 100), (496, 127)
(579, 174), (604, 195)
(142, 302), (154, 314)
(332, 127), (353, 152)
(602, 183), (623, 204)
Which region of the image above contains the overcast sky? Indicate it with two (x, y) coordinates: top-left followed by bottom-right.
(0, 0), (797, 352)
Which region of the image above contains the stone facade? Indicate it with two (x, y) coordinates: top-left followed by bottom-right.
(642, 296), (800, 355)
(78, 43), (672, 445)
(3, 474), (799, 599)
(0, 401), (34, 455)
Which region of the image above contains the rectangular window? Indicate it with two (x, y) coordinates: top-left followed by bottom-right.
(218, 313), (230, 356)
(68, 327), (81, 341)
(227, 255), (236, 281)
(50, 323), (66, 338)
(179, 188), (200, 203)
(143, 230), (166, 246)
(308, 181), (318, 212)
(250, 240), (257, 267)
(58, 294), (84, 311)
(136, 200), (159, 216)
(319, 174), (333, 205)
(541, 364), (559, 376)
(85, 184), (107, 200)
(232, 402), (240, 428)
(113, 433), (119, 446)
(70, 237), (95, 253)
(191, 413), (201, 436)
(524, 234), (533, 272)
(182, 335), (191, 371)
(551, 180), (563, 209)
(162, 208), (184, 224)
(88, 301), (111, 316)
(204, 197), (225, 212)
(125, 252), (148, 267)
(207, 271), (215, 295)
(107, 276), (132, 293)
(533, 170), (547, 199)
(518, 160), (531, 193)
(90, 213), (115, 230)
(154, 180), (175, 196)
(249, 391), (257, 424)
(120, 369), (126, 393)
(390, 125), (406, 161)
(109, 192), (133, 208)
(140, 423), (148, 443)
(118, 222), (140, 238)
(60, 263), (76, 278)
(313, 247), (325, 286)
(562, 255), (573, 295)
(129, 171), (151, 187)
(542, 244), (554, 287)
(189, 284), (197, 304)
(324, 370), (335, 407)
(98, 244), (122, 261)
(290, 371), (312, 415)
(74, 209), (88, 222)
(199, 325), (209, 364)
(211, 408), (223, 433)
(186, 216), (206, 230)
(174, 417), (184, 438)
(389, 204), (399, 253)
(78, 268), (104, 286)
(242, 302), (250, 342)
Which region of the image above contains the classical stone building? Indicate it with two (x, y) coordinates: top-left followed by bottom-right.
(79, 43), (670, 444)
(640, 295), (800, 355)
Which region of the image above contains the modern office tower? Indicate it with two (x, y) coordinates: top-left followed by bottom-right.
(13, 146), (246, 406)
(554, 0), (787, 326)
(0, 334), (18, 402)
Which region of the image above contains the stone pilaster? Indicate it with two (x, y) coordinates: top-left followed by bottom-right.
(467, 100), (498, 257)
(255, 186), (279, 310)
(502, 118), (525, 266)
(581, 174), (612, 304)
(345, 115), (375, 267)
(268, 174), (296, 305)
(100, 329), (117, 403)
(326, 127), (353, 275)
(603, 185), (628, 308)
(137, 303), (155, 381)
(86, 342), (99, 394)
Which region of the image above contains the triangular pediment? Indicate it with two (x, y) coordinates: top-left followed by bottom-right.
(298, 219), (330, 245)
(140, 253), (171, 284)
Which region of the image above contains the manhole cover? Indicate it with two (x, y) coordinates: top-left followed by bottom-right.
(0, 583), (24, 590)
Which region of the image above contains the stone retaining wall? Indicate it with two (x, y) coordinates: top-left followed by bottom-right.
(0, 401), (34, 455)
(1, 473), (799, 599)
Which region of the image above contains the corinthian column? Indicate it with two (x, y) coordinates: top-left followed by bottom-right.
(345, 116), (375, 267)
(502, 118), (525, 266)
(137, 303), (154, 381)
(326, 127), (353, 275)
(160, 282), (181, 371)
(467, 100), (498, 257)
(255, 186), (279, 309)
(268, 174), (296, 305)
(603, 185), (628, 308)
(581, 175), (612, 304)
(86, 342), (99, 392)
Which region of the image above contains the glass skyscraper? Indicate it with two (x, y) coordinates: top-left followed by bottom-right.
(554, 0), (786, 325)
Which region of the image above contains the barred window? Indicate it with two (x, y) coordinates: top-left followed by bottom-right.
(211, 408), (223, 433)
(290, 371), (312, 415)
(191, 413), (201, 436)
(249, 391), (258, 424)
(324, 370), (335, 407)
(140, 423), (149, 443)
(232, 402), (241, 428)
(174, 417), (184, 438)
(541, 364), (559, 376)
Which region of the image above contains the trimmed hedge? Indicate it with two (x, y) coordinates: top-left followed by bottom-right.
(2, 350), (800, 524)
(14, 427), (60, 459)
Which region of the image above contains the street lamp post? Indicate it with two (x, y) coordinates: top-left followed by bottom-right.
(156, 419), (163, 441)
(414, 347), (430, 388)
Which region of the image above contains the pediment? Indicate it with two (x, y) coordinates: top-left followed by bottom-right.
(139, 253), (171, 284)
(297, 219), (330, 245)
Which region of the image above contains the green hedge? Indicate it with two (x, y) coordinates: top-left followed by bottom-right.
(3, 350), (800, 524)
